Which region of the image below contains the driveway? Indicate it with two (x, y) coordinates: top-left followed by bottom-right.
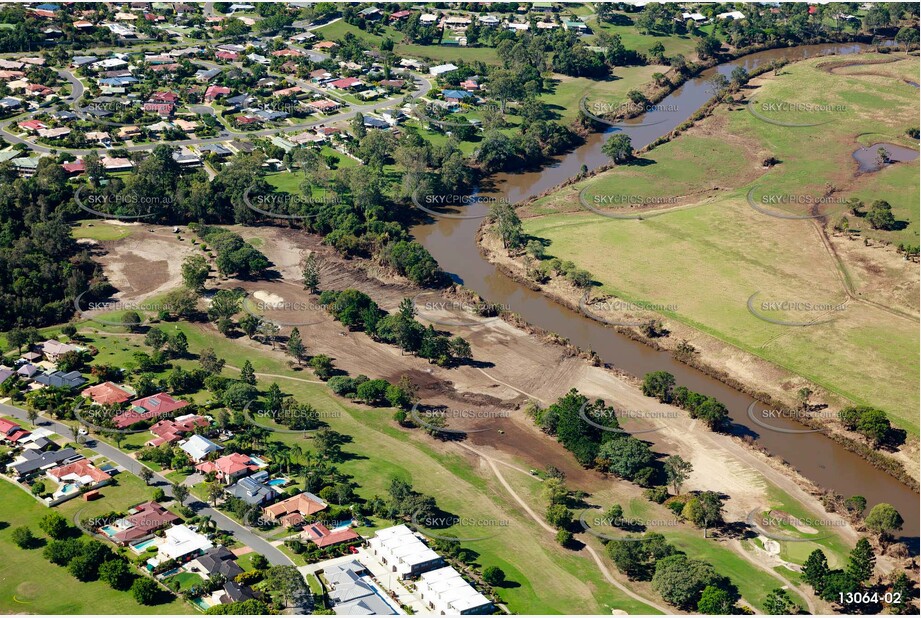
(0, 401), (293, 566)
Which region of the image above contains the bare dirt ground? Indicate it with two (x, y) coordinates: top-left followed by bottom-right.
(86, 223), (197, 304)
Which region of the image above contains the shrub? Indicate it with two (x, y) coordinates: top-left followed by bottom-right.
(11, 526), (35, 548)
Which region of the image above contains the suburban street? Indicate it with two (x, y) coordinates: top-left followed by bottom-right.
(0, 400), (294, 567)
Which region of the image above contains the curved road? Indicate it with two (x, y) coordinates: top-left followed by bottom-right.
(0, 400), (294, 566)
(0, 64), (431, 156)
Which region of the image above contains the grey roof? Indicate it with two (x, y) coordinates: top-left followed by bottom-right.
(195, 546), (244, 578)
(227, 470), (276, 506)
(34, 370), (86, 389)
(222, 580), (254, 602)
(362, 117), (389, 129)
(10, 448), (82, 476)
(0, 368), (14, 384)
(326, 561), (396, 615)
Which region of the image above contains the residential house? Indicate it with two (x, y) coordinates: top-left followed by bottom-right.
(34, 370), (86, 390)
(157, 524), (213, 562)
(81, 381), (134, 405)
(180, 434), (222, 462)
(227, 470), (277, 506)
(312, 41), (338, 52)
(146, 413), (210, 447)
(204, 85), (231, 102)
(101, 156), (133, 171)
(325, 560), (397, 615)
(112, 392), (189, 429)
(195, 68), (221, 82)
(367, 524), (444, 579)
(9, 448), (83, 479)
(442, 89), (473, 104)
(195, 452), (263, 484)
(46, 459), (111, 500)
(328, 77), (363, 90)
(107, 500), (180, 544)
(0, 418), (28, 444)
(303, 521), (360, 548)
(306, 99), (340, 114)
(187, 546), (244, 580)
(39, 339), (79, 361)
(416, 566), (493, 615)
(262, 491), (327, 528)
(211, 581), (255, 606)
(430, 63), (458, 77)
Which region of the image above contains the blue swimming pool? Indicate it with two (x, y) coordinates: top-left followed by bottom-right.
(100, 524), (120, 537)
(267, 478), (289, 487)
(130, 538), (158, 553)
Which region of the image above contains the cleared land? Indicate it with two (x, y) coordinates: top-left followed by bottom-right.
(521, 53), (920, 434)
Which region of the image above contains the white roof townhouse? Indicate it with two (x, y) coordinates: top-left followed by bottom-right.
(416, 566), (493, 615)
(366, 524), (444, 579)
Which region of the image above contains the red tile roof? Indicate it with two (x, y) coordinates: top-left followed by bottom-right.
(82, 381), (133, 405)
(304, 522), (360, 548)
(113, 393), (188, 428)
(0, 418), (22, 437)
(48, 459), (109, 484)
(195, 452), (258, 478)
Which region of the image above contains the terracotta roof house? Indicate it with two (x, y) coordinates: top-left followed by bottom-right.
(215, 50), (239, 61)
(46, 459), (111, 499)
(195, 452), (262, 484)
(143, 102), (174, 116)
(271, 49), (302, 57)
(150, 91), (179, 103)
(18, 119), (48, 132)
(113, 392), (188, 428)
(307, 99), (340, 113)
(110, 501), (179, 544)
(329, 77), (362, 90)
(312, 41), (338, 51)
(62, 160), (86, 175)
(262, 491), (327, 528)
(81, 381), (134, 405)
(0, 418), (26, 443)
(146, 414), (210, 447)
(303, 522), (360, 548)
(204, 85), (231, 102)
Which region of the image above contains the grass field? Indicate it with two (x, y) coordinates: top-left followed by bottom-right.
(0, 480), (191, 614)
(72, 220), (135, 241)
(522, 53), (920, 433)
(541, 66), (666, 125)
(76, 320), (660, 615)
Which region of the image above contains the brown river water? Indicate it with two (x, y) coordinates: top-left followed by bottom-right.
(411, 42), (920, 547)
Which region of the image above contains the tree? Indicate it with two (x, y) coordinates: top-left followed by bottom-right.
(123, 311), (142, 332)
(162, 287), (199, 318)
(144, 327), (169, 350)
(167, 331), (189, 357)
(846, 538), (876, 585)
(171, 482), (190, 506)
(602, 134), (633, 163)
(865, 503), (903, 539)
(239, 314), (261, 339)
(11, 526), (35, 548)
(803, 549), (830, 593)
(206, 481), (225, 507)
(695, 36), (721, 59)
(764, 588), (800, 615)
(208, 290), (242, 323)
(844, 495), (867, 517)
(598, 437), (653, 480)
(490, 201), (524, 250)
(652, 554), (726, 610)
(664, 455), (692, 495)
(302, 253), (321, 293)
(39, 512), (70, 539)
(130, 577), (160, 605)
(642, 371), (675, 402)
(199, 348), (225, 374)
(546, 504), (572, 529)
(482, 566), (505, 586)
(99, 559), (133, 590)
(240, 360), (256, 385)
(265, 565), (308, 608)
(856, 408), (891, 445)
(181, 254), (210, 292)
(286, 327), (305, 364)
(555, 529), (573, 546)
(139, 468), (154, 486)
(697, 585), (734, 614)
(820, 571), (858, 603)
(888, 572), (914, 614)
(867, 200), (896, 230)
(26, 407), (39, 427)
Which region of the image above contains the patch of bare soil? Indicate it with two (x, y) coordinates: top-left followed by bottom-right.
(93, 227), (197, 303)
(827, 231), (920, 315)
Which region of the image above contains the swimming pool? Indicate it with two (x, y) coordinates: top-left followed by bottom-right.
(191, 597), (213, 612)
(100, 524), (120, 537)
(130, 538), (158, 553)
(267, 478), (289, 487)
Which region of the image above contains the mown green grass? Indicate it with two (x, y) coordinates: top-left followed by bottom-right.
(71, 220), (136, 241)
(0, 480), (191, 614)
(541, 66), (665, 125)
(76, 320), (661, 615)
(522, 53), (920, 432)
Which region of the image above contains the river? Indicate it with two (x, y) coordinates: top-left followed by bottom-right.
(411, 42), (919, 547)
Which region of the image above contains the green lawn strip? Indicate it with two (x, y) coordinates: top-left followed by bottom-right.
(540, 67), (665, 125)
(0, 481), (191, 614)
(71, 220), (135, 241)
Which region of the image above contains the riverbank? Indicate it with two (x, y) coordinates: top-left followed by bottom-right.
(475, 48), (920, 491)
